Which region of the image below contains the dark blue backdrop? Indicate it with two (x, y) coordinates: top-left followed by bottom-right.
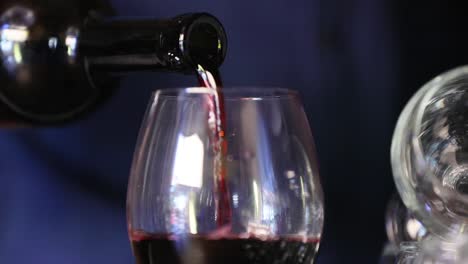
(0, 0), (467, 263)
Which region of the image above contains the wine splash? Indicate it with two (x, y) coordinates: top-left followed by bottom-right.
(196, 64), (232, 228)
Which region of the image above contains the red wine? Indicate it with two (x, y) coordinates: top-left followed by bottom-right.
(197, 66), (232, 227)
(131, 232), (319, 264)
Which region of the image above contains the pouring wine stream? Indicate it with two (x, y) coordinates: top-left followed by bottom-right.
(196, 64), (232, 229)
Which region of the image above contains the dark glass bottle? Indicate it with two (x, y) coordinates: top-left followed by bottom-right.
(0, 0), (227, 125)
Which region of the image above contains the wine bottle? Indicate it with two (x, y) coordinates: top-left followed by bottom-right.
(0, 0), (227, 125)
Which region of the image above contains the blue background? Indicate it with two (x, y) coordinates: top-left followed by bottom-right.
(1, 0), (468, 263)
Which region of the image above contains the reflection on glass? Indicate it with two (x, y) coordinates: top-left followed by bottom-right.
(1, 27), (29, 42)
(65, 27), (79, 62)
(414, 235), (468, 263)
(0, 6), (35, 75)
(172, 134), (204, 188)
(386, 194), (427, 246)
(48, 37), (58, 49)
(396, 242), (420, 264)
(0, 6), (80, 78)
(0, 25), (29, 72)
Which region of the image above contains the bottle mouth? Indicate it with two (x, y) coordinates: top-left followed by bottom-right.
(180, 13), (227, 70)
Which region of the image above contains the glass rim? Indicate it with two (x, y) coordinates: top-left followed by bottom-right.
(151, 87), (300, 100)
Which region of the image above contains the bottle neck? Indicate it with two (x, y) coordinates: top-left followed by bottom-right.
(80, 13), (227, 74)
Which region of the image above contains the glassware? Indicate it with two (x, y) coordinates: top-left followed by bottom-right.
(415, 234), (468, 263)
(392, 66), (468, 238)
(126, 87), (324, 264)
(396, 242), (420, 264)
(385, 193), (427, 246)
(381, 194), (428, 264)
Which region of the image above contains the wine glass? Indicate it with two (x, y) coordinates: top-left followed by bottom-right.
(126, 87), (324, 264)
(392, 66), (468, 238)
